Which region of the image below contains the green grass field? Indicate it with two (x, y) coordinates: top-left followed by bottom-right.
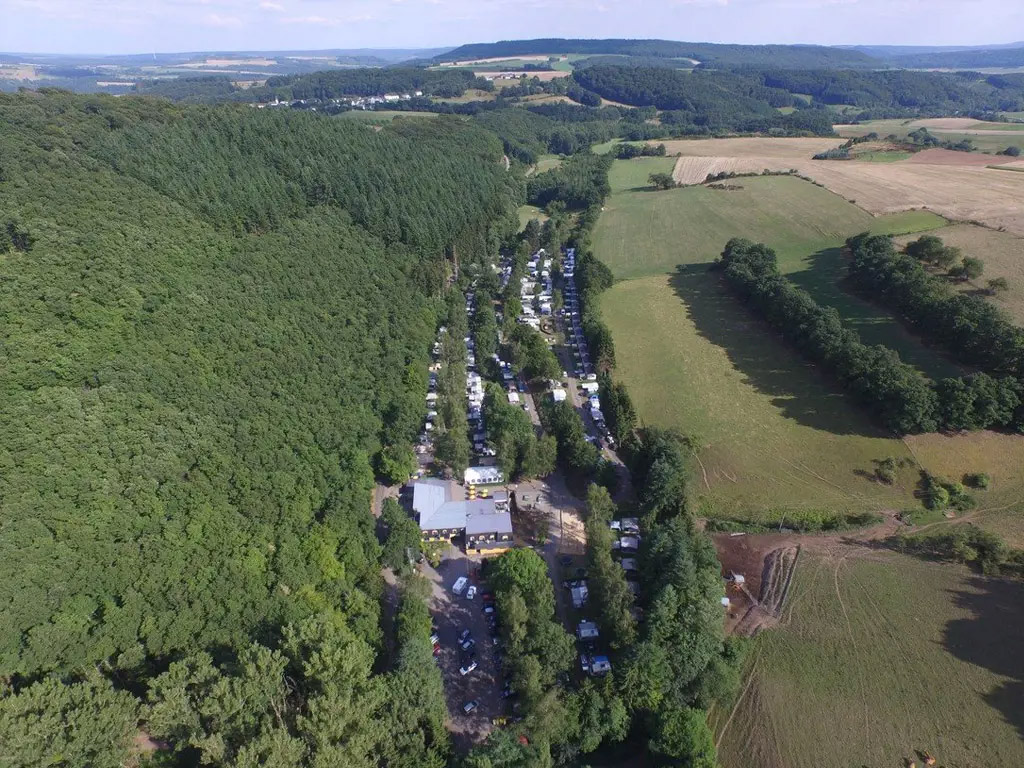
(606, 155), (677, 193)
(518, 205), (548, 230)
(593, 167), (1024, 519)
(594, 173), (956, 378)
(601, 275), (920, 517)
(714, 552), (1024, 768)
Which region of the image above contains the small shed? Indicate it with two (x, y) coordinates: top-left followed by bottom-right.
(576, 620), (599, 640)
(551, 388), (567, 403)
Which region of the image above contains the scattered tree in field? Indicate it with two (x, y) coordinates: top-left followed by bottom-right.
(1002, 145), (1022, 156)
(950, 256), (985, 281)
(874, 456), (899, 485)
(987, 277), (1009, 295)
(648, 172), (676, 190)
(905, 234), (960, 270)
(964, 472), (991, 490)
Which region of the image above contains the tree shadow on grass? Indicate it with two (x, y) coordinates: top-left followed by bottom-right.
(788, 247), (964, 380)
(943, 575), (1024, 741)
(669, 262), (889, 438)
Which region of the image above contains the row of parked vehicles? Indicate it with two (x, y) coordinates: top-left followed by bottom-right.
(451, 575), (513, 717)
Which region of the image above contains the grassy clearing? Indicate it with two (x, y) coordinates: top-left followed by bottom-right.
(606, 155), (677, 193)
(895, 223), (1024, 326)
(518, 205), (548, 230)
(535, 154), (563, 173)
(714, 552), (1024, 768)
(590, 139), (621, 155)
(601, 275), (920, 517)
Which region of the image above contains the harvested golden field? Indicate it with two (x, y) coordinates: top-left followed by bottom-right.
(672, 156), (792, 185)
(664, 137), (1024, 237)
(895, 223), (1024, 325)
(903, 148), (998, 166)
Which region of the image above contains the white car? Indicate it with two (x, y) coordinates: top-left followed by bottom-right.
(452, 576), (468, 595)
(460, 661), (478, 676)
(466, 585), (477, 600)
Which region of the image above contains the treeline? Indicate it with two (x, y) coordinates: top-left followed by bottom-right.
(465, 548), (630, 766)
(573, 65), (837, 135)
(484, 382), (558, 481)
(718, 238), (1023, 433)
(0, 89), (517, 761)
(615, 142), (666, 159)
(846, 233), (1023, 430)
(762, 68), (1024, 114)
(527, 152), (613, 210)
(250, 67), (485, 101)
(622, 429), (741, 764)
(573, 65), (1024, 127)
(437, 38), (876, 69)
(434, 291), (472, 477)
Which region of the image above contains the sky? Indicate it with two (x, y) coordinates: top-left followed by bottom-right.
(2, 0), (1023, 55)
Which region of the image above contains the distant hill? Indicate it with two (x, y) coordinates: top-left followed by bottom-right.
(435, 38), (879, 69)
(849, 43), (1024, 69)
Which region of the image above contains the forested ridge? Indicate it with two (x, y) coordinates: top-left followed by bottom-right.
(0, 90), (518, 764)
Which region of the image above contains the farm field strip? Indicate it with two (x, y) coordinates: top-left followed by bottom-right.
(662, 137), (1024, 237)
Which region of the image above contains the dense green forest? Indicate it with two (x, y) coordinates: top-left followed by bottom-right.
(574, 65), (1024, 120)
(0, 90), (517, 764)
(435, 38), (877, 69)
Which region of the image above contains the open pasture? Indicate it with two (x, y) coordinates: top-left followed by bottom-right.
(595, 167), (1024, 519)
(600, 274), (922, 518)
(661, 137), (1024, 237)
(714, 551), (1024, 768)
(895, 223), (1024, 325)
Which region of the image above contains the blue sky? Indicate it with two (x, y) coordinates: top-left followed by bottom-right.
(2, 0), (1023, 55)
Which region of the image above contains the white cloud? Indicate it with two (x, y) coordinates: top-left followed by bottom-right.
(204, 12), (243, 26)
(259, 1), (285, 10)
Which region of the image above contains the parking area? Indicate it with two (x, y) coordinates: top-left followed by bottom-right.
(421, 545), (508, 748)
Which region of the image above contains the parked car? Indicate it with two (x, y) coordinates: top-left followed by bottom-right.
(458, 628), (471, 643)
(429, 633), (439, 645)
(432, 642), (441, 656)
(501, 683), (515, 699)
(463, 700), (479, 714)
(461, 637), (476, 651)
(579, 653), (591, 673)
(466, 585), (477, 600)
(482, 604), (496, 616)
(460, 661), (478, 676)
(452, 576), (468, 595)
